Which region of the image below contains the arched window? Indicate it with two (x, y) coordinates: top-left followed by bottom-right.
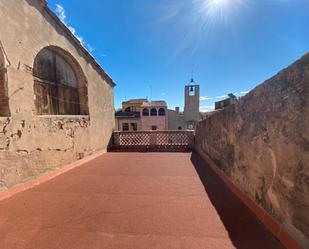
(142, 108), (149, 116)
(150, 108), (157, 116)
(125, 107), (131, 112)
(33, 46), (88, 115)
(158, 108), (165, 116)
(0, 42), (10, 117)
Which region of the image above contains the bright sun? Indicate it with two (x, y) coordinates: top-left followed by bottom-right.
(210, 0), (229, 7)
(213, 0), (225, 4)
(201, 0), (233, 21)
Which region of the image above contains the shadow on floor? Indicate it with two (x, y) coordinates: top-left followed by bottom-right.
(190, 152), (285, 249)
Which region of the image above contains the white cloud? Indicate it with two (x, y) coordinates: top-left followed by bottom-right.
(200, 105), (215, 112)
(161, 93), (166, 96)
(56, 4), (66, 22)
(200, 96), (213, 101)
(200, 90), (249, 104)
(215, 95), (227, 99)
(240, 91), (249, 95)
(55, 4), (93, 52)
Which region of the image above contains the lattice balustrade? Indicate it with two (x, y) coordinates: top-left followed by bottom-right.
(110, 131), (195, 152)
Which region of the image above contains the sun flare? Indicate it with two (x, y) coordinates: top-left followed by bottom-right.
(200, 0), (245, 23)
(204, 0), (230, 10)
(212, 0), (228, 6)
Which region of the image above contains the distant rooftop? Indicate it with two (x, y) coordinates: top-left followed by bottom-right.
(123, 99), (148, 104)
(115, 110), (140, 118)
(141, 101), (167, 107)
(122, 99), (167, 108)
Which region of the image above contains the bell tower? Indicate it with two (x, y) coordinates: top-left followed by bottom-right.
(184, 78), (200, 130)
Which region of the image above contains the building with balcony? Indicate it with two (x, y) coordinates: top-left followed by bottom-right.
(115, 99), (168, 131)
(114, 99), (146, 131)
(116, 79), (201, 132)
(114, 110), (141, 132)
(141, 101), (168, 131)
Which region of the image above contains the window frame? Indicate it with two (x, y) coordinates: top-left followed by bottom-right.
(158, 108), (166, 116)
(0, 42), (10, 117)
(151, 125), (157, 131)
(150, 108), (157, 116)
(33, 46), (89, 116)
(122, 122), (129, 131)
(189, 86), (196, 96)
(131, 123), (138, 131)
(142, 108), (149, 116)
(125, 107), (131, 112)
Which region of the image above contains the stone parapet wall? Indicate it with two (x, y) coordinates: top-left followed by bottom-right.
(195, 53), (309, 248)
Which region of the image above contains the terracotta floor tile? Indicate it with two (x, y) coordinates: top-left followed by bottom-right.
(0, 152), (285, 249)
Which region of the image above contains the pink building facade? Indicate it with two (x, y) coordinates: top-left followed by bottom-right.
(140, 101), (168, 131)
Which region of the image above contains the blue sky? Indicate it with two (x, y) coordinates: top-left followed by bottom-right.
(48, 0), (309, 112)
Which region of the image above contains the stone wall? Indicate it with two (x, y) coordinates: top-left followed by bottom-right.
(168, 109), (186, 130)
(184, 85), (200, 126)
(0, 0), (115, 190)
(195, 53), (309, 248)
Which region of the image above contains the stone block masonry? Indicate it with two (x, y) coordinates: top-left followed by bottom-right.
(195, 53), (309, 248)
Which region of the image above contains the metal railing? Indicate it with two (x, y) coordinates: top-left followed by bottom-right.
(109, 130), (195, 152)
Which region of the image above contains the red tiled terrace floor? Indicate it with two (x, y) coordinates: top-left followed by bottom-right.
(0, 152), (285, 249)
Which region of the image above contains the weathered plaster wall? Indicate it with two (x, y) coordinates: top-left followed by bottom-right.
(141, 115), (168, 131)
(0, 0), (114, 190)
(168, 109), (186, 130)
(195, 53), (309, 248)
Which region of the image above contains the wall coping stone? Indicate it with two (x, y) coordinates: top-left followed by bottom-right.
(35, 115), (90, 120)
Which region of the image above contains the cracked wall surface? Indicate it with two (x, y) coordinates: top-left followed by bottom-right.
(0, 0), (115, 190)
(195, 53), (309, 248)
